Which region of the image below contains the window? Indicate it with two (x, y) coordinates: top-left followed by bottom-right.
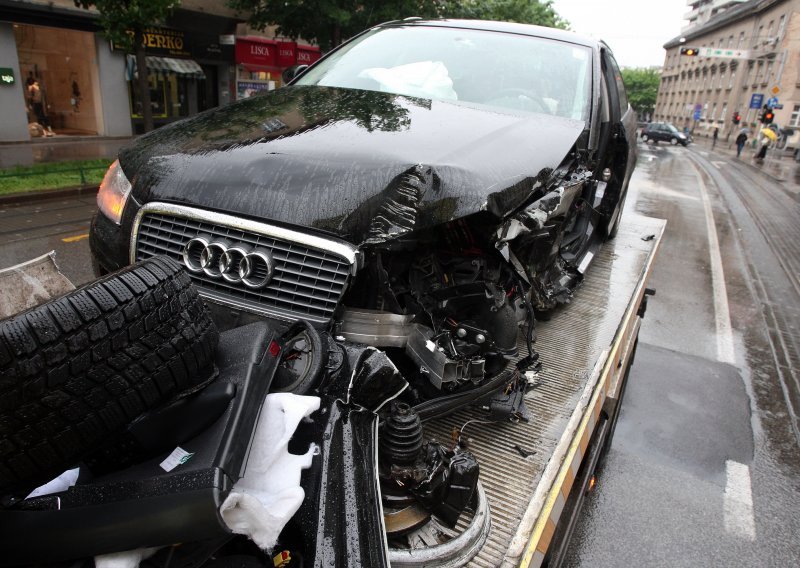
(711, 103), (717, 121)
(790, 104), (800, 127)
(778, 15), (787, 39)
(767, 20), (774, 40)
(721, 103), (727, 122)
(728, 35), (734, 48)
(604, 52), (629, 116)
(756, 26), (763, 47)
(738, 32), (745, 48)
(729, 67), (736, 88)
(765, 61), (774, 84)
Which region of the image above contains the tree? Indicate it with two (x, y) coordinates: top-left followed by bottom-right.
(438, 0), (568, 29)
(74, 0), (180, 133)
(227, 0), (568, 52)
(620, 67), (660, 120)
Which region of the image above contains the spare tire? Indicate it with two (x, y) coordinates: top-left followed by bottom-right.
(0, 256), (219, 494)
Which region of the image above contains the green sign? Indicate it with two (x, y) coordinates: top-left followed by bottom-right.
(0, 68), (15, 85)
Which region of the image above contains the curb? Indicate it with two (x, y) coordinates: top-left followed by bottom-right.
(0, 185), (98, 206)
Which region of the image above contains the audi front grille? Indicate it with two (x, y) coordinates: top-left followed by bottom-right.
(131, 202), (358, 324)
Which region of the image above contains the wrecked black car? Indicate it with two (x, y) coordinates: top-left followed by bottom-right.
(10, 18), (635, 567)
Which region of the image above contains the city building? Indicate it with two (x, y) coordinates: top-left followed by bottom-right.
(656, 0), (800, 144)
(0, 1), (321, 142)
(683, 0), (749, 31)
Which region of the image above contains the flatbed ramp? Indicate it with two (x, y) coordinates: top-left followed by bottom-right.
(425, 214), (666, 567)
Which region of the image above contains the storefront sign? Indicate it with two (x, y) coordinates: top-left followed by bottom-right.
(141, 28), (191, 58)
(236, 38), (277, 67)
(277, 41), (297, 67)
(0, 67), (15, 85)
(297, 46), (321, 65)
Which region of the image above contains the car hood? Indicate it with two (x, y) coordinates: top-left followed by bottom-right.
(121, 86), (585, 245)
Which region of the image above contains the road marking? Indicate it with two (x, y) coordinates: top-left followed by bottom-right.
(62, 233), (89, 243)
(711, 161), (727, 169)
(724, 460), (755, 540)
(690, 161), (736, 364)
(699, 151), (709, 156)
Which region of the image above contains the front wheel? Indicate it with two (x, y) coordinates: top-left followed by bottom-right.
(641, 134), (649, 142)
(670, 137), (679, 145)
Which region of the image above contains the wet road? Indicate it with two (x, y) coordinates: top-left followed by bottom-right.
(1, 141), (799, 565)
(564, 142), (800, 566)
(0, 194), (96, 285)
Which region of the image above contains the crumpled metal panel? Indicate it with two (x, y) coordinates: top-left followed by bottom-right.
(118, 86), (585, 247)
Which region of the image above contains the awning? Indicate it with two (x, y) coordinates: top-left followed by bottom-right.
(126, 55), (206, 80)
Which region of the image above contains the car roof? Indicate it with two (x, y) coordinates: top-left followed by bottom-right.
(378, 18), (603, 50)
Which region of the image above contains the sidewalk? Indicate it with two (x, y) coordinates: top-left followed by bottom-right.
(690, 133), (800, 194)
(0, 135), (134, 169)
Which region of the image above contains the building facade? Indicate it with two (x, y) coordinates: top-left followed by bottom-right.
(655, 0), (800, 142)
(0, 0), (321, 142)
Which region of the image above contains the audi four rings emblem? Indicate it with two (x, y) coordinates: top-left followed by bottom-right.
(182, 236), (275, 289)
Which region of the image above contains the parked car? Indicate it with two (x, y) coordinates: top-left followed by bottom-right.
(641, 121), (690, 146)
(85, 19), (638, 564)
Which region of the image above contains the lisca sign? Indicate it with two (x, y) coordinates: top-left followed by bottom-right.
(0, 67), (15, 85)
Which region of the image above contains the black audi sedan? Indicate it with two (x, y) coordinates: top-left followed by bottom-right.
(88, 19), (637, 562)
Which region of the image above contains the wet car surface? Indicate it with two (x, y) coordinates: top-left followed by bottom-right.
(87, 19), (638, 564)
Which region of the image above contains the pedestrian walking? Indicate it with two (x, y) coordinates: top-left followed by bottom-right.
(755, 128), (776, 162)
(712, 127), (719, 149)
(735, 131), (748, 157)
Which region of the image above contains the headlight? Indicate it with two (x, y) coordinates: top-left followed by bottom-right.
(97, 159), (132, 225)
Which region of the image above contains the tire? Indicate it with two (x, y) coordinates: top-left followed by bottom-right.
(670, 137), (679, 145)
(641, 134), (648, 142)
(0, 256), (219, 494)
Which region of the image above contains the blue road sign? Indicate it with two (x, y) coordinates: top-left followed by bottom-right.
(767, 96), (779, 107)
(693, 108), (702, 120)
(750, 93), (764, 109)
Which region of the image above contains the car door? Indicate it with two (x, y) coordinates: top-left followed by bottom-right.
(598, 47), (637, 237)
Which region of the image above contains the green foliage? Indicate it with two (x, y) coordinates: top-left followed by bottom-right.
(438, 0), (568, 29)
(227, 0), (568, 51)
(0, 159), (112, 195)
(620, 67), (660, 117)
(73, 0), (180, 50)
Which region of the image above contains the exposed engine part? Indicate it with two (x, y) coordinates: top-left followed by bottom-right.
(338, 308), (414, 347)
(273, 322), (349, 395)
(478, 377), (531, 423)
(380, 402), (424, 467)
(405, 324), (486, 389)
(383, 442), (480, 528)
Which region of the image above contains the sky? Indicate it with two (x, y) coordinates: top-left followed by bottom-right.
(551, 0), (689, 68)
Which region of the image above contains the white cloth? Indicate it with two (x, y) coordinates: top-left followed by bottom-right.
(219, 393), (321, 551)
(95, 548), (160, 568)
(359, 61), (458, 100)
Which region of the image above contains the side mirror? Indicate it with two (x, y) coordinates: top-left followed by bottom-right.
(282, 65), (309, 84)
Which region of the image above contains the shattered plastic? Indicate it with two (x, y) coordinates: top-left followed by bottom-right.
(0, 252), (75, 319)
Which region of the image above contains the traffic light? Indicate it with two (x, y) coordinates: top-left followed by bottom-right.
(732, 112), (741, 124)
(763, 109), (774, 124)
(680, 47), (699, 56)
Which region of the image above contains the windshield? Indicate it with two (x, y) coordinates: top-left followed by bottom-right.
(667, 124), (681, 133)
(296, 25), (592, 121)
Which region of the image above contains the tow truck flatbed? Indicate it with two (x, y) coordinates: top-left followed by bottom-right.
(425, 214), (666, 567)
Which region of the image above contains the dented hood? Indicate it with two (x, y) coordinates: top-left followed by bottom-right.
(121, 86), (585, 245)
